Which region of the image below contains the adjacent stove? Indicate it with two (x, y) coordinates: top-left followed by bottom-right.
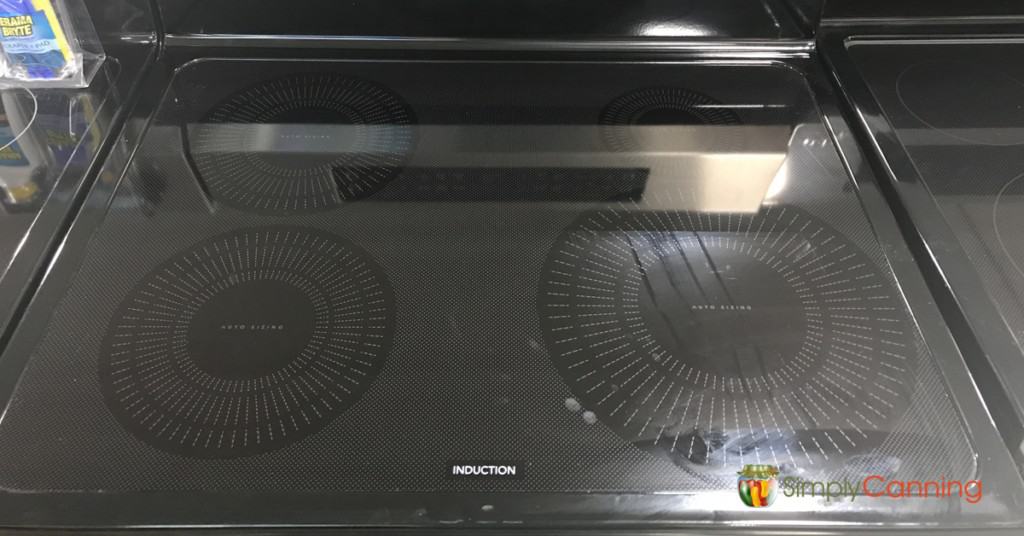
(848, 42), (1024, 449)
(0, 57), (1013, 528)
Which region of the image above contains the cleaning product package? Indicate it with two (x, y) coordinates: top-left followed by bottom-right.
(0, 0), (103, 87)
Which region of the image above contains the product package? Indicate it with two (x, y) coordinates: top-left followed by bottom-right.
(0, 0), (103, 87)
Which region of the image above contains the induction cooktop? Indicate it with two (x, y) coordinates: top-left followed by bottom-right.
(0, 58), (1017, 529)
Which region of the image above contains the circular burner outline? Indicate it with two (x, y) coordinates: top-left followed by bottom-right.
(598, 87), (741, 152)
(993, 171), (1024, 280)
(895, 60), (1024, 147)
(539, 202), (916, 470)
(99, 226), (395, 459)
(188, 73), (417, 214)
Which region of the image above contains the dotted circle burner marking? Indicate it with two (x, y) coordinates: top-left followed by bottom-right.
(100, 227), (395, 458)
(599, 87), (741, 151)
(189, 73), (416, 213)
(540, 204), (915, 471)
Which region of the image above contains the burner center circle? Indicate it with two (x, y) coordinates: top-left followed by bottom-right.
(635, 239), (807, 380)
(187, 279), (315, 380)
(254, 102), (364, 171)
(269, 104), (356, 125)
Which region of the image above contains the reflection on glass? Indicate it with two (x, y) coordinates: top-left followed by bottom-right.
(0, 89), (48, 212)
(179, 75), (793, 214)
(0, 86), (100, 213)
(185, 121), (791, 213)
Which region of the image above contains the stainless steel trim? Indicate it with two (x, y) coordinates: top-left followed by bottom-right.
(163, 34), (815, 56)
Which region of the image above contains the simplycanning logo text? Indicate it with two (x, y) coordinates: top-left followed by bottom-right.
(736, 465), (983, 506)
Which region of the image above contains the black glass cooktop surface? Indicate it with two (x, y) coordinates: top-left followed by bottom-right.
(849, 42), (1024, 452)
(0, 58), (1017, 529)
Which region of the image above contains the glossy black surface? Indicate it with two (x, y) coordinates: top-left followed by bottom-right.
(154, 0), (805, 39)
(843, 40), (1024, 457)
(823, 0), (1024, 20)
(86, 0), (156, 40)
(0, 55), (1018, 530)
